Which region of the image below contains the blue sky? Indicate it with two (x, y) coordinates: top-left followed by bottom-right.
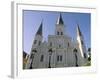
(23, 10), (91, 54)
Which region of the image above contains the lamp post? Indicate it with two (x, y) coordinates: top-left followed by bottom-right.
(73, 48), (78, 67)
(48, 49), (53, 68)
(29, 49), (37, 69)
(29, 57), (33, 69)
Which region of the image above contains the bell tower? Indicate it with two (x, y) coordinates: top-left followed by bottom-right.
(32, 22), (43, 49)
(55, 14), (64, 35)
(27, 22), (43, 69)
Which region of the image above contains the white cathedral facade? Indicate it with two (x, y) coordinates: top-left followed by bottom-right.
(26, 14), (88, 69)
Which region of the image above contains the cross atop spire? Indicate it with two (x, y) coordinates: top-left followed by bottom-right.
(77, 24), (82, 36)
(57, 13), (64, 25)
(36, 22), (42, 36)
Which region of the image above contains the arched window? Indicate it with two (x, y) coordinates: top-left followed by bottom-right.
(40, 55), (44, 62)
(38, 41), (41, 45)
(59, 44), (61, 48)
(68, 42), (69, 47)
(57, 55), (62, 62)
(61, 32), (63, 35)
(34, 40), (37, 44)
(81, 40), (83, 45)
(50, 42), (52, 47)
(57, 31), (59, 35)
(84, 53), (86, 58)
(57, 56), (59, 61)
(60, 55), (62, 61)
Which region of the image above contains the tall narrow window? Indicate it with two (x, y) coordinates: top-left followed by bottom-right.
(34, 40), (37, 44)
(40, 55), (44, 62)
(68, 42), (69, 47)
(61, 32), (63, 35)
(60, 55), (62, 61)
(57, 56), (59, 61)
(84, 53), (86, 58)
(38, 41), (41, 45)
(59, 44), (61, 48)
(50, 42), (52, 47)
(81, 40), (83, 45)
(57, 55), (62, 61)
(57, 31), (59, 35)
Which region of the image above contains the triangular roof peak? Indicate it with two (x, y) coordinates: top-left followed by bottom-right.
(57, 13), (64, 25)
(36, 21), (42, 36)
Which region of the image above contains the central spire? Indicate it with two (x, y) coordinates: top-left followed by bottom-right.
(57, 13), (64, 25)
(55, 13), (64, 35)
(36, 22), (42, 36)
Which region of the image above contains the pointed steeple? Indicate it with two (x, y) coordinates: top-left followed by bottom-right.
(77, 24), (82, 36)
(36, 22), (42, 36)
(76, 23), (87, 59)
(57, 13), (64, 25)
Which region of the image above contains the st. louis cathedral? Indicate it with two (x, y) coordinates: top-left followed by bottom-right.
(25, 14), (88, 69)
